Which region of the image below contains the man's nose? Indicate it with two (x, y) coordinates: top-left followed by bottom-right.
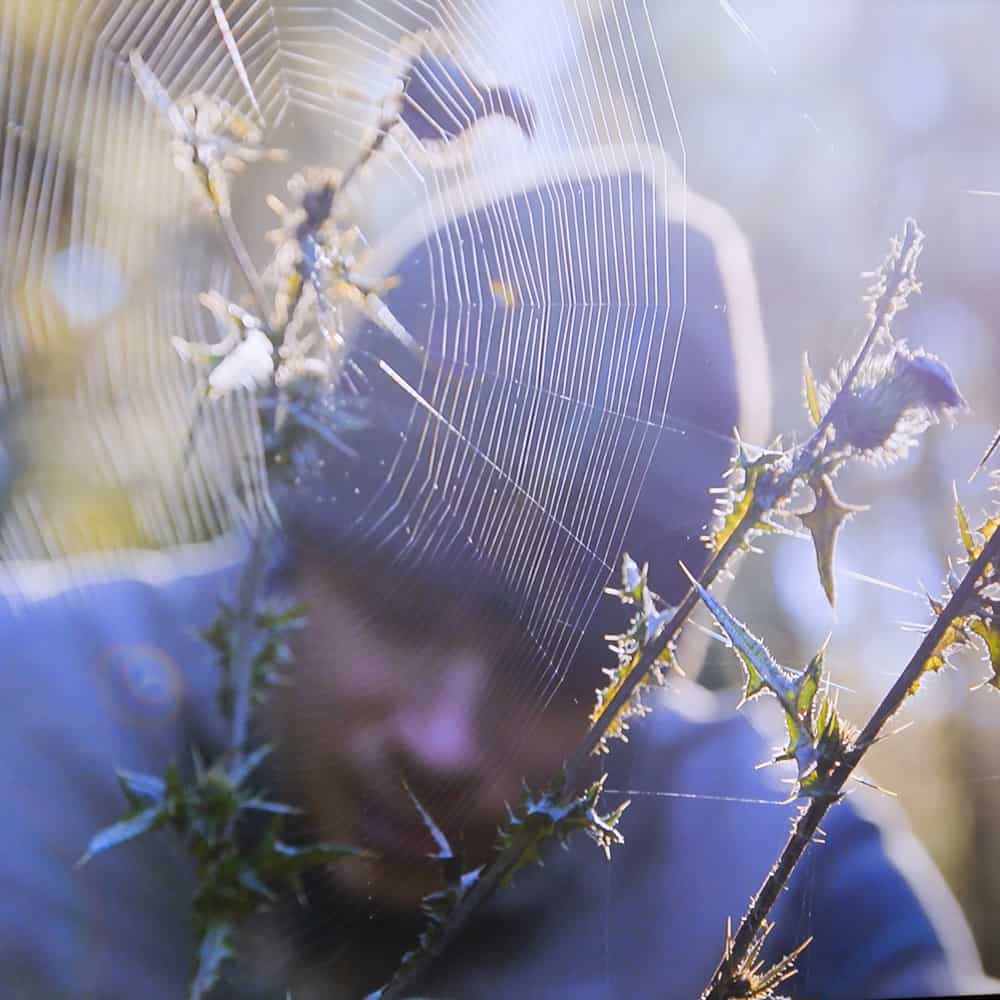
(391, 649), (491, 780)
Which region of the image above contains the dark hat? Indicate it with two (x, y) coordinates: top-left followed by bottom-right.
(279, 146), (769, 693)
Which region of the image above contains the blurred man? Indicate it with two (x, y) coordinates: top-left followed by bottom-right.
(0, 148), (990, 1000)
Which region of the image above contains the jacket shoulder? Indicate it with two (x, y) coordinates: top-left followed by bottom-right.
(0, 543), (241, 997)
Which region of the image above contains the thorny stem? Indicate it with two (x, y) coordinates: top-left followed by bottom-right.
(227, 524), (273, 770)
(807, 218), (922, 446)
(377, 219), (928, 1000)
(699, 525), (1000, 1000)
(336, 128), (388, 209)
(575, 219), (924, 781)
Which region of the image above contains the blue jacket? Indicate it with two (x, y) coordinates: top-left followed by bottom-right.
(0, 544), (991, 999)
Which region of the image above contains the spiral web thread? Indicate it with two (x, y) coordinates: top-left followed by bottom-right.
(0, 4), (859, 995)
(6, 5), (1000, 995)
(0, 0), (776, 798)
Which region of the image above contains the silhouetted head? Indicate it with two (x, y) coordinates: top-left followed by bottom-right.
(274, 149), (769, 908)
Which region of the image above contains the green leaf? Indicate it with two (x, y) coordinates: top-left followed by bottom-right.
(794, 648), (824, 718)
(802, 352), (822, 427)
(591, 553), (678, 753)
(257, 601), (308, 628)
(734, 649), (767, 701)
(778, 707), (810, 765)
(197, 769), (241, 825)
(970, 618), (1000, 690)
(705, 434), (784, 555)
(116, 769), (166, 808)
(189, 922), (234, 1000)
(237, 868), (278, 902)
(229, 743), (273, 788)
(682, 564), (792, 705)
(954, 483), (976, 559)
(604, 552), (647, 604)
(403, 779), (453, 862)
(78, 805), (164, 867)
(264, 839), (369, 877)
(974, 427), (1000, 477)
(621, 554), (645, 601)
(241, 798), (302, 815)
(910, 613), (971, 695)
(165, 760), (186, 799)
(685, 568), (850, 798)
(498, 773), (628, 884)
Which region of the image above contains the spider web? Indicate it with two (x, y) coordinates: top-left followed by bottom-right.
(0, 0), (769, 704)
(0, 0), (775, 987)
(8, 2), (996, 998)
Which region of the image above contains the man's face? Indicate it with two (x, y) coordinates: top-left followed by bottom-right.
(282, 556), (593, 910)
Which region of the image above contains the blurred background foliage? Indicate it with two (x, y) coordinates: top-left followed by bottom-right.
(1, 0), (998, 978)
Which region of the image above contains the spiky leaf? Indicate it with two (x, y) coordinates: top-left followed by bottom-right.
(797, 475), (868, 606)
(228, 743), (273, 788)
(969, 618), (1000, 690)
(498, 774), (628, 883)
(604, 552), (647, 604)
(592, 554), (677, 753)
(189, 922), (234, 1000)
(955, 485), (976, 560)
(403, 779), (454, 863)
(78, 806), (164, 867)
(684, 566), (793, 706)
(116, 769), (167, 809)
(795, 649), (823, 719)
(974, 427), (1000, 477)
(705, 437), (785, 555)
(802, 352), (822, 427)
(907, 612), (971, 696)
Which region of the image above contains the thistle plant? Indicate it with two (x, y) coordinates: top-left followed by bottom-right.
(370, 220), (998, 1000)
(697, 485), (999, 1000)
(77, 19), (999, 1000)
(80, 25), (540, 1000)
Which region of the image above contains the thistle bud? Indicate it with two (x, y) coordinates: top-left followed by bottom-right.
(828, 343), (966, 462)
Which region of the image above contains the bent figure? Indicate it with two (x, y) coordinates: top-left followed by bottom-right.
(0, 148), (991, 999)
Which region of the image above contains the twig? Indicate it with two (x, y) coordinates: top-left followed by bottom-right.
(567, 517), (754, 778)
(334, 128), (389, 214)
(219, 212), (272, 327)
(699, 524), (1000, 1000)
